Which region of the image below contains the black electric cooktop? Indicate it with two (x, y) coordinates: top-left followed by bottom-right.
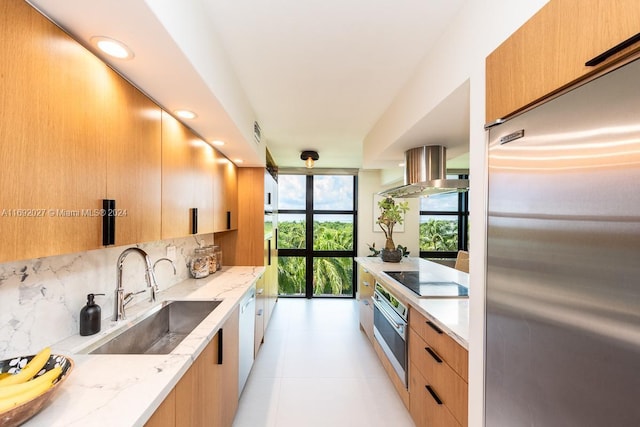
(383, 271), (469, 298)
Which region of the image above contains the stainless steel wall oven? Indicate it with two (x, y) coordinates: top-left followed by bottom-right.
(372, 281), (408, 387)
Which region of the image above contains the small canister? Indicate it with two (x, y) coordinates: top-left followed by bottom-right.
(189, 247), (210, 279)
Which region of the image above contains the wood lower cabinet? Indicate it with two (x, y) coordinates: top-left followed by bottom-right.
(357, 266), (374, 342)
(408, 309), (468, 427)
(263, 237), (278, 328)
(218, 307), (240, 427)
(486, 0), (640, 123)
(145, 389), (176, 427)
(254, 275), (266, 357)
(146, 306), (239, 427)
(409, 362), (461, 427)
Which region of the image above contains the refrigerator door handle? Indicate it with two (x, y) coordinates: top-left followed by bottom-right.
(585, 32), (640, 66)
(484, 118), (505, 130)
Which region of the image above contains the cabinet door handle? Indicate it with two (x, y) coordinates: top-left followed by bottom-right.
(425, 347), (443, 363)
(217, 328), (223, 365)
(102, 199), (116, 246)
(426, 320), (443, 334)
(425, 385), (443, 405)
(191, 208), (198, 234)
(226, 211), (231, 230)
(585, 32), (640, 66)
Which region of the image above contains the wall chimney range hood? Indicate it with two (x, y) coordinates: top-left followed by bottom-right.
(379, 145), (468, 198)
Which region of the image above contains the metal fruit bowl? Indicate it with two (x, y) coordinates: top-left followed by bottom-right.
(0, 353), (73, 427)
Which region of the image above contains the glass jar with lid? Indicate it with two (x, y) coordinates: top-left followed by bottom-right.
(212, 245), (222, 270)
(203, 245), (217, 274)
(189, 247), (210, 279)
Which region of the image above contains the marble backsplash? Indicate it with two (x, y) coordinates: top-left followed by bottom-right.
(0, 234), (215, 359)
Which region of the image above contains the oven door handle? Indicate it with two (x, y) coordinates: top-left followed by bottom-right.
(373, 294), (406, 335)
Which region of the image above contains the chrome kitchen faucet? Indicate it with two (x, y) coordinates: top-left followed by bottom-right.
(113, 247), (160, 321)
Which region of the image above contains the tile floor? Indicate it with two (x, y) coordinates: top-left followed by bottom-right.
(233, 298), (415, 427)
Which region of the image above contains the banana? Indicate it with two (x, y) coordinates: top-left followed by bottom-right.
(0, 366), (61, 400)
(0, 367), (59, 413)
(0, 347), (51, 387)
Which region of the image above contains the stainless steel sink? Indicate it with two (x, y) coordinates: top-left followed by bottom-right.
(84, 300), (221, 355)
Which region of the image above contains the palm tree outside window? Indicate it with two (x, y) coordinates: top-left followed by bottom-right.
(277, 174), (357, 298)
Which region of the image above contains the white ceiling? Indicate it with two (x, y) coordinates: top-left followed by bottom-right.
(27, 0), (469, 170)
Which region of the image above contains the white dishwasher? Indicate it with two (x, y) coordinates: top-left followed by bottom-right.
(238, 284), (256, 396)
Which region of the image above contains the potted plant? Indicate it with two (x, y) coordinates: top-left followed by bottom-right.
(376, 197), (409, 262)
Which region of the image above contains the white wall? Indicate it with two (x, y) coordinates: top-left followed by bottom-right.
(363, 1), (550, 425)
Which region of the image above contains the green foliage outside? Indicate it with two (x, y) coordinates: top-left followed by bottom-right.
(278, 220), (353, 296)
(420, 218), (458, 251)
(278, 256), (305, 295)
(278, 221), (305, 249)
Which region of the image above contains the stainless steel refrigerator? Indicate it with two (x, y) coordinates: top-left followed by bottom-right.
(486, 56), (640, 426)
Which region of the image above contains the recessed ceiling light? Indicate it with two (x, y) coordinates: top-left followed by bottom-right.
(398, 162), (405, 167)
(211, 140), (225, 147)
(175, 110), (197, 119)
(90, 36), (134, 60)
(234, 159), (244, 164)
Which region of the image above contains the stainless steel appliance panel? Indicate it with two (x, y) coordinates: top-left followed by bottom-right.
(372, 282), (408, 387)
(486, 57), (640, 426)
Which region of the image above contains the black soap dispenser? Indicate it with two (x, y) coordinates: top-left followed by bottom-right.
(80, 293), (104, 336)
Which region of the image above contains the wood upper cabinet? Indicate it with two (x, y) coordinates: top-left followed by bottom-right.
(161, 111), (215, 238)
(0, 0), (162, 263)
(105, 85), (162, 246)
(486, 0), (640, 123)
(213, 150), (238, 232)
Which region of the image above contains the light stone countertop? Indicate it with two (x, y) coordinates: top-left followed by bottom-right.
(23, 266), (265, 427)
(354, 257), (469, 349)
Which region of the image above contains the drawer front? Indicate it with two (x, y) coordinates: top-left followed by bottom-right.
(359, 298), (374, 343)
(409, 308), (468, 381)
(358, 267), (375, 299)
(409, 362), (461, 427)
(409, 328), (468, 426)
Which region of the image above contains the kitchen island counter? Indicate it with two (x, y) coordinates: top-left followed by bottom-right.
(24, 266), (264, 427)
(354, 257), (469, 349)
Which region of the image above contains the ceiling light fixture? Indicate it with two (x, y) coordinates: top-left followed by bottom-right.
(300, 150), (319, 169)
(211, 140), (225, 147)
(90, 36), (134, 60)
(174, 110), (197, 119)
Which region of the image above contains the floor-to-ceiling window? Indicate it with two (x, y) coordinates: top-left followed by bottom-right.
(277, 174), (357, 298)
(419, 174), (469, 264)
